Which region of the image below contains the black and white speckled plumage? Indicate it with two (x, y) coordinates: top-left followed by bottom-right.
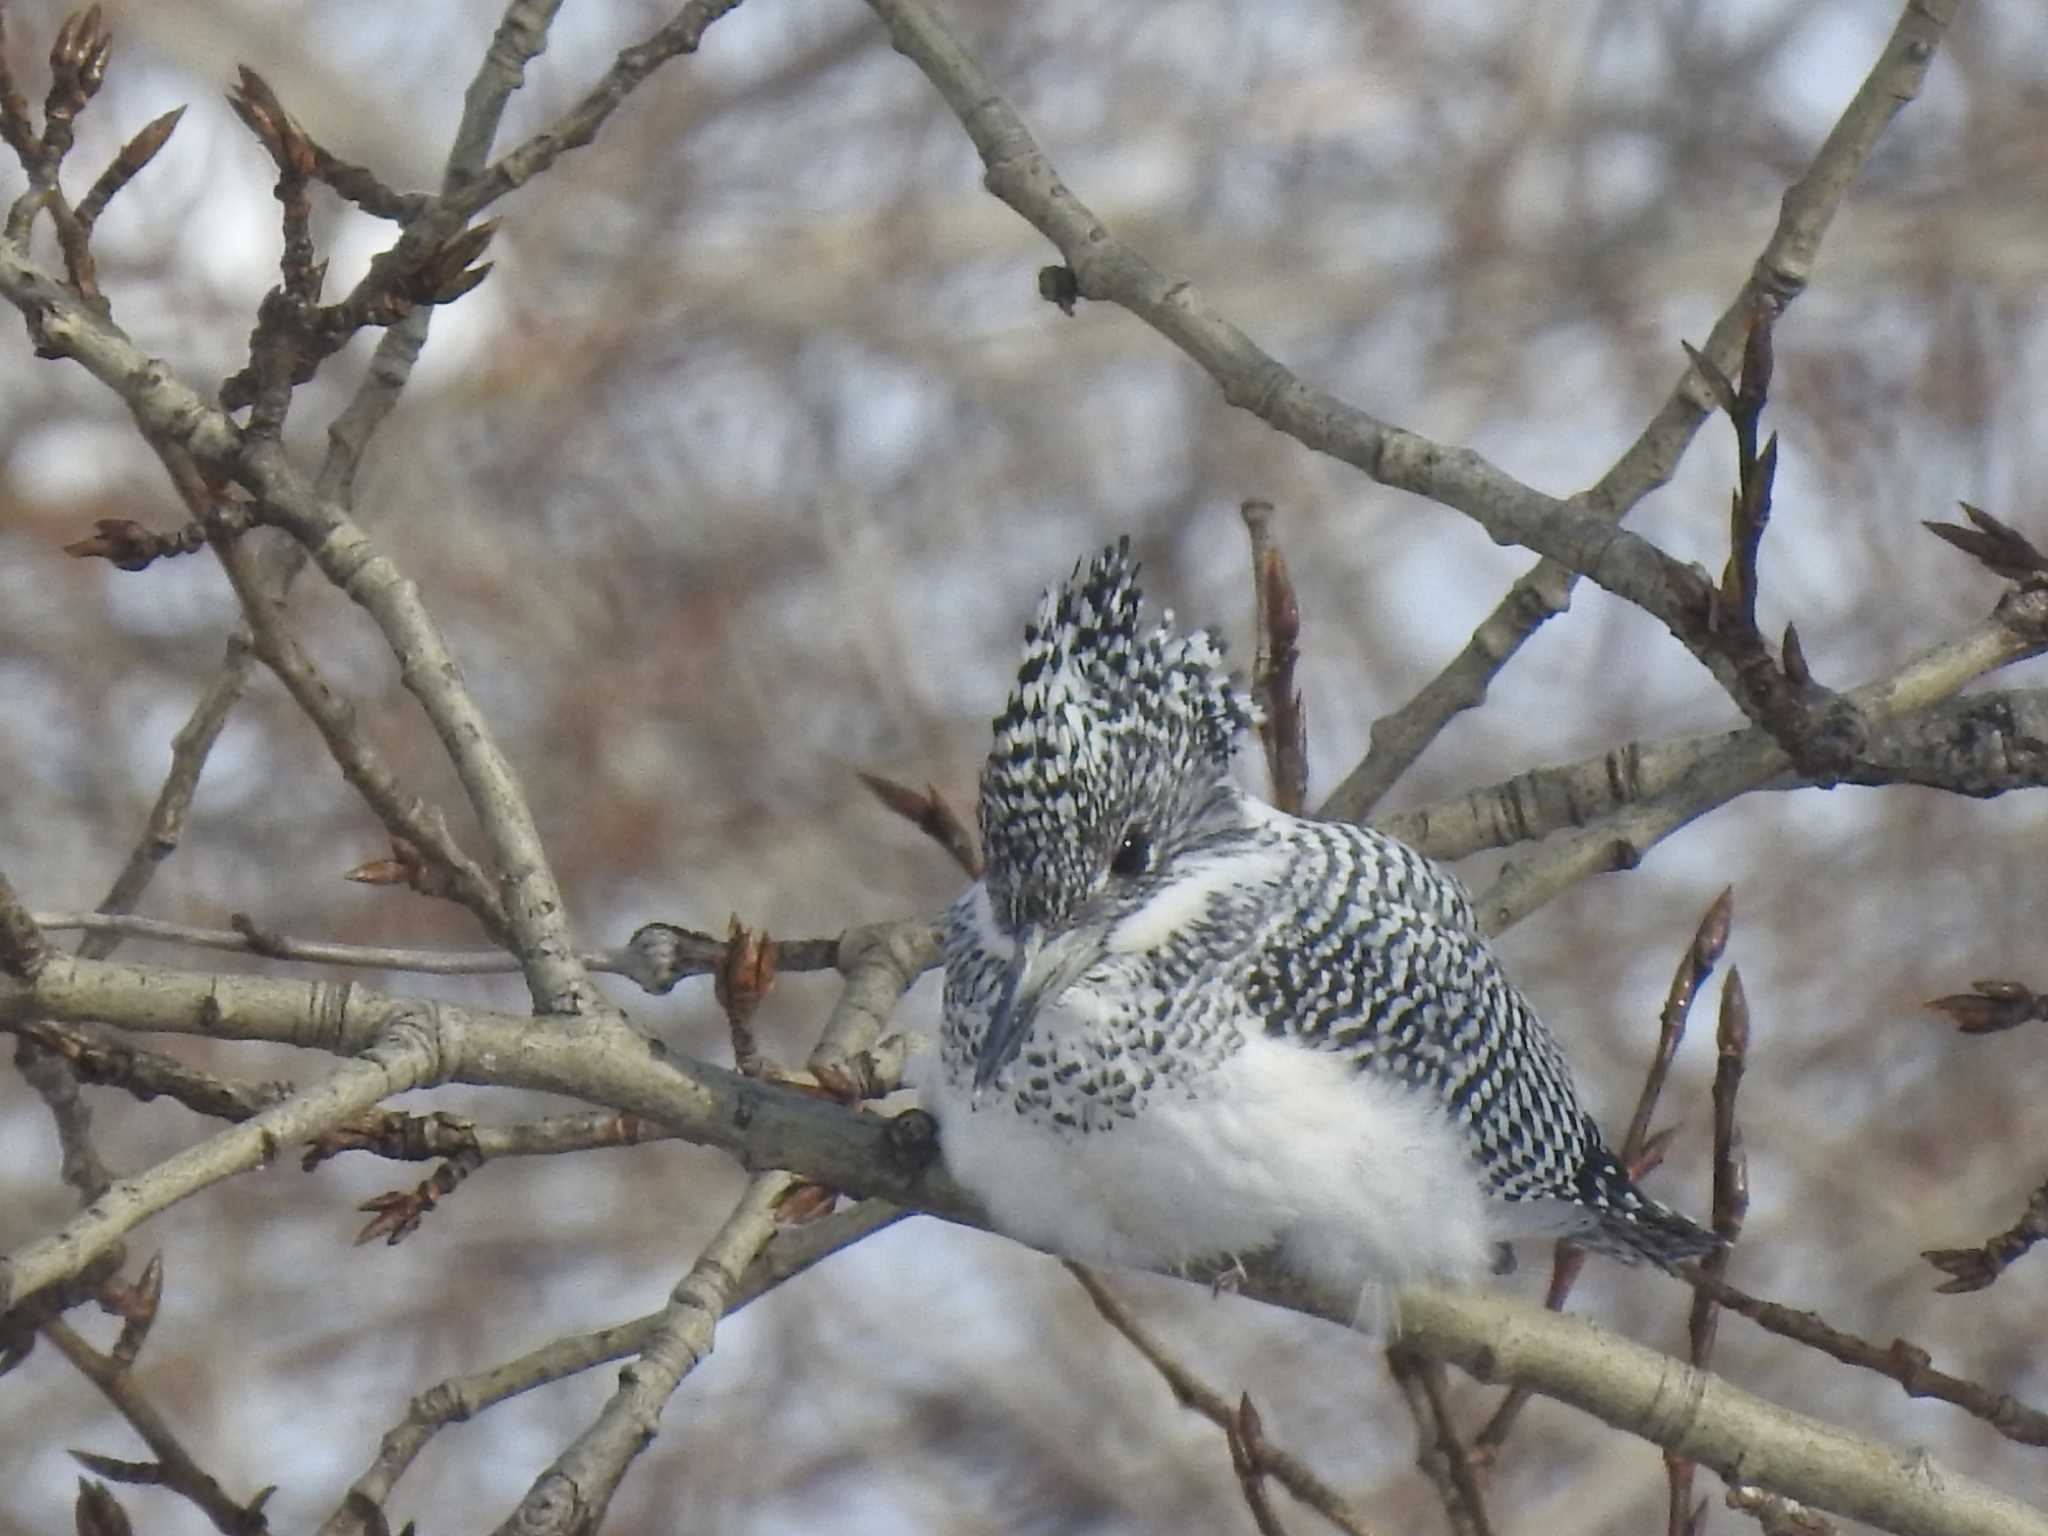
(926, 541), (1717, 1302)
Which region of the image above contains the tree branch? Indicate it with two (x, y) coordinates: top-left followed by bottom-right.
(1466, 596), (2048, 933)
(3, 950), (2043, 1536)
(857, 0), (1962, 739)
(1070, 1262), (1377, 1536)
(1319, 0), (1956, 820)
(0, 250), (588, 1009)
(492, 1171), (795, 1535)
(320, 1198), (906, 1535)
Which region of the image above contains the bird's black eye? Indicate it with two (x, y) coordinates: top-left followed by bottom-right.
(1110, 824), (1152, 879)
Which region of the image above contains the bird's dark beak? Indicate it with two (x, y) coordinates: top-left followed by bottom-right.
(973, 923), (1109, 1093)
(973, 924), (1042, 1092)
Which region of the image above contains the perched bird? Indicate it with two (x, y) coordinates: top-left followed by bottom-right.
(925, 540), (1718, 1321)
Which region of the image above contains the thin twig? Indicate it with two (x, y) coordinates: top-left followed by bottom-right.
(25, 470), (258, 1223)
(0, 868), (113, 1204)
(1311, 0), (1960, 821)
(319, 1197), (904, 1536)
(1227, 1392), (1293, 1536)
(40, 909), (845, 987)
(1682, 1267), (2048, 1449)
(1674, 968), (1753, 1530)
(1389, 1345), (1493, 1536)
(446, 0), (751, 222)
(859, 772), (982, 876)
(41, 1314), (271, 1535)
(206, 532), (514, 945)
(1067, 1263), (1378, 1536)
(74, 103), (181, 228)
(1626, 887), (1735, 1155)
(0, 1013), (452, 1312)
(313, 0), (565, 502)
(489, 1171), (794, 1536)
(11, 1024), (111, 1202)
(1923, 1176), (2048, 1293)
(1683, 303), (1867, 778)
(85, 638), (255, 943)
(15, 1018), (284, 1124)
(1242, 500), (1309, 813)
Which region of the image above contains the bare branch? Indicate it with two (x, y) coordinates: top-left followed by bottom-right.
(1675, 968), (1755, 1525)
(322, 1198), (907, 1535)
(1922, 1177), (2048, 1294)
(0, 1026), (440, 1302)
(0, 866), (49, 980)
(3, 947), (2047, 1534)
(1394, 1284), (2046, 1536)
(207, 532), (513, 944)
(1389, 1345), (1493, 1536)
(1468, 598), (2048, 933)
(14, 1018), (284, 1124)
(1323, 0), (1959, 821)
(1683, 1268), (2048, 1449)
(491, 1171), (795, 1535)
(1069, 1263), (1378, 1536)
(807, 917), (942, 1100)
(42, 1311), (269, 1536)
(1242, 499), (1309, 814)
(858, 771), (982, 876)
(0, 952), (972, 1310)
(1385, 680), (2048, 874)
(448, 0), (752, 219)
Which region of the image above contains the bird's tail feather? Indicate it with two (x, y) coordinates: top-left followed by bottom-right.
(1574, 1149), (1724, 1269)
(1591, 1195), (1724, 1269)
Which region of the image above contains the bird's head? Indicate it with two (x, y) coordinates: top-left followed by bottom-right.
(967, 540), (1257, 1089)
(977, 538), (1258, 939)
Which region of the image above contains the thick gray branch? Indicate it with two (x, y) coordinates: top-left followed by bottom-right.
(1377, 601), (2048, 872)
(0, 952), (971, 1311)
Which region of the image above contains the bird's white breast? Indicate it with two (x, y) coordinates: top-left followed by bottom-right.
(923, 912), (1502, 1313)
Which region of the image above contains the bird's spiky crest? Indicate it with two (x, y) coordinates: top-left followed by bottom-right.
(978, 539), (1256, 931)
